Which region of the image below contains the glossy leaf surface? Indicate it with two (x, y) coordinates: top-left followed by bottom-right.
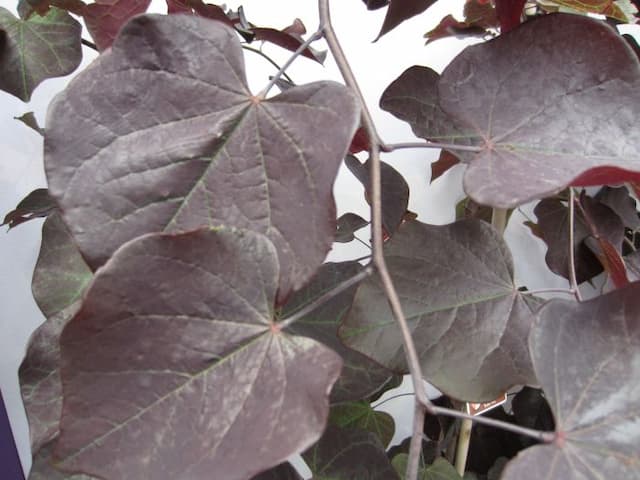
(84, 0), (151, 51)
(502, 284), (640, 479)
(303, 424), (400, 479)
(341, 219), (540, 401)
(44, 15), (359, 301)
(0, 6), (81, 101)
(438, 14), (640, 208)
(55, 228), (342, 480)
(283, 262), (391, 402)
(20, 212), (92, 452)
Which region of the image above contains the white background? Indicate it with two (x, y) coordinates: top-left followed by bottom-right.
(1, 0), (635, 476)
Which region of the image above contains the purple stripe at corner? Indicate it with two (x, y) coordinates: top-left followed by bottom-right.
(0, 390), (25, 480)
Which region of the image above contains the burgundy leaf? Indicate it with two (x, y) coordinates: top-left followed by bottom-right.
(494, 0), (525, 32)
(345, 155), (409, 238)
(437, 14), (640, 208)
(502, 284), (640, 479)
(165, 0), (235, 28)
(165, 0), (191, 14)
(595, 186), (640, 230)
(340, 219), (541, 401)
(18, 0), (87, 18)
(251, 19), (326, 64)
(533, 197), (625, 284)
(363, 0), (389, 10)
(251, 462), (302, 480)
(14, 111), (44, 135)
(303, 424), (400, 479)
(380, 65), (478, 160)
(30, 439), (95, 479)
(0, 6), (81, 101)
(424, 14), (486, 44)
(335, 212), (368, 243)
(590, 237), (629, 288)
(44, 14), (359, 302)
(376, 0), (438, 40)
(20, 212), (92, 452)
(2, 188), (56, 230)
(283, 262), (392, 402)
(430, 150), (460, 183)
(349, 125), (370, 154)
(84, 0), (151, 51)
(55, 227), (342, 480)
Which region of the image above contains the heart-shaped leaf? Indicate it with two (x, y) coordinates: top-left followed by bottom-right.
(379, 65), (478, 160)
(55, 227), (342, 480)
(19, 212), (92, 452)
(0, 6), (81, 101)
(84, 0), (151, 51)
(282, 262), (392, 402)
(303, 424), (400, 479)
(438, 14), (640, 208)
(595, 186), (640, 230)
(44, 14), (359, 301)
(340, 219), (541, 401)
(251, 18), (327, 64)
(30, 439), (96, 479)
(501, 283), (640, 480)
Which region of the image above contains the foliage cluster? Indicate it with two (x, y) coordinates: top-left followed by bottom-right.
(1, 0), (640, 479)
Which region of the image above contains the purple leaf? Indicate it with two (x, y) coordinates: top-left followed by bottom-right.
(379, 65), (478, 160)
(502, 284), (640, 479)
(0, 6), (81, 101)
(30, 439), (95, 479)
(251, 19), (327, 64)
(534, 196), (624, 284)
(335, 212), (368, 243)
(376, 0), (438, 40)
(55, 227), (342, 480)
(251, 462), (302, 480)
(44, 14), (360, 302)
(2, 188), (56, 230)
(20, 212), (92, 452)
(340, 219), (541, 401)
(437, 14), (640, 207)
(595, 186), (640, 230)
(283, 262), (392, 402)
(303, 424), (400, 479)
(494, 0), (525, 32)
(84, 0), (151, 51)
(345, 155), (409, 238)
(363, 0), (389, 10)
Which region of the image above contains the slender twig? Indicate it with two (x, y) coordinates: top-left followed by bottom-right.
(455, 419), (473, 476)
(371, 392), (416, 409)
(81, 38), (98, 51)
(568, 189), (583, 301)
(319, 2), (432, 479)
(521, 287), (575, 296)
(352, 254), (373, 263)
(278, 266), (372, 329)
(241, 45), (294, 84)
(258, 30), (323, 98)
(353, 234), (372, 250)
(431, 405), (556, 443)
(384, 142), (482, 153)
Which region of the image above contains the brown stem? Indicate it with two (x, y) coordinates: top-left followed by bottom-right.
(568, 189), (584, 301)
(318, 1), (432, 479)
